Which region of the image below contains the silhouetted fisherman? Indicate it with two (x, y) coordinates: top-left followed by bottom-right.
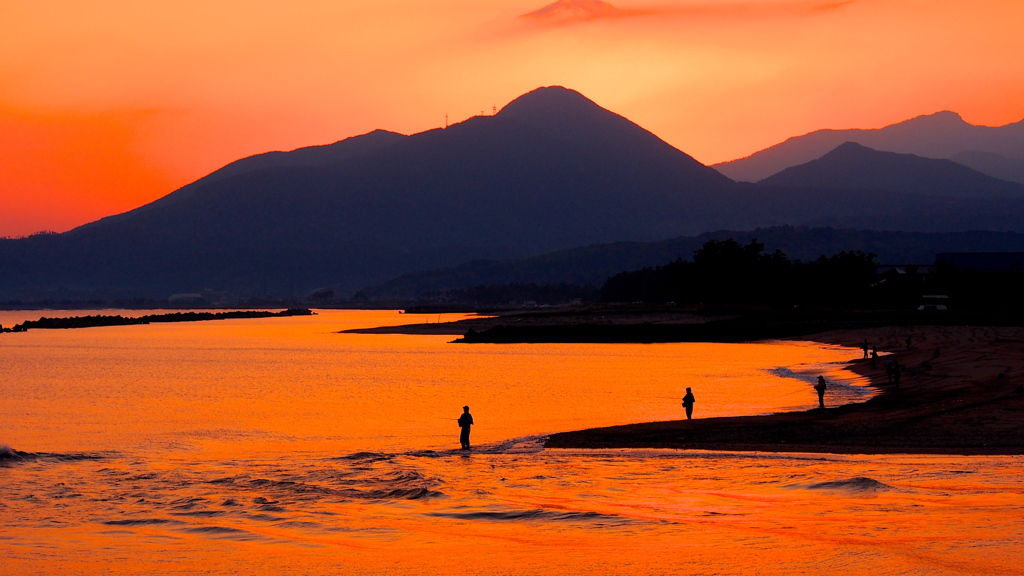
(861, 339), (869, 359)
(814, 376), (827, 409)
(681, 388), (696, 420)
(458, 406), (474, 450)
(870, 347), (879, 369)
(893, 359), (901, 388)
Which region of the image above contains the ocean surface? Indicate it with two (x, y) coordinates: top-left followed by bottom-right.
(1, 309), (1020, 575)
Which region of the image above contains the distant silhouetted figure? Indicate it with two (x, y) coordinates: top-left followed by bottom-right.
(682, 388), (696, 420)
(905, 335), (912, 350)
(458, 406), (474, 450)
(814, 376), (827, 409)
(893, 360), (901, 388)
(885, 356), (895, 384)
(861, 339), (869, 359)
(870, 347), (879, 369)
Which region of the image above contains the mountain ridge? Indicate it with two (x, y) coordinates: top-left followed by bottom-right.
(715, 111), (1024, 183)
(758, 142), (1024, 198)
(3, 86), (1024, 301)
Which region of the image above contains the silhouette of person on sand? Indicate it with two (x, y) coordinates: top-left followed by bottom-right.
(458, 406), (474, 450)
(885, 356), (895, 384)
(893, 359), (901, 388)
(870, 346), (879, 369)
(682, 388), (696, 420)
(815, 376), (827, 409)
(861, 339), (869, 359)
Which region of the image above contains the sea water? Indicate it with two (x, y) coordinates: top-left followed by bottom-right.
(1, 310), (1020, 575)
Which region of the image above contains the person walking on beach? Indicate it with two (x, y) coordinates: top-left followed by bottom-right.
(814, 376), (827, 409)
(861, 339), (869, 359)
(885, 356), (895, 384)
(893, 359), (901, 388)
(457, 406), (474, 450)
(870, 347), (879, 369)
(682, 388), (696, 420)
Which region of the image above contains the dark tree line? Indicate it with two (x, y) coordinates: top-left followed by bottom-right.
(600, 239), (878, 307)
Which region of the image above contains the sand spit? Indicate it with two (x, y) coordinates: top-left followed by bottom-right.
(546, 325), (1024, 455)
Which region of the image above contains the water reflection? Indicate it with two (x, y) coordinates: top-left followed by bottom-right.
(1, 309), (869, 456)
(4, 310), (1016, 575)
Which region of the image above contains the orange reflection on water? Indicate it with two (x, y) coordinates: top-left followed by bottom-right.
(4, 310), (1018, 575)
(2, 309), (866, 456)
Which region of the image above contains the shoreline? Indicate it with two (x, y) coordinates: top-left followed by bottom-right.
(544, 325), (1024, 455)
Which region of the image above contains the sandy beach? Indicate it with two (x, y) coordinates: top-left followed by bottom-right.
(546, 325), (1024, 455)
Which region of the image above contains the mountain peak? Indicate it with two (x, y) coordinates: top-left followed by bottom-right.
(524, 0), (624, 21)
(898, 110), (968, 129)
(498, 86), (602, 118)
(824, 141), (874, 155)
(759, 141), (1024, 199)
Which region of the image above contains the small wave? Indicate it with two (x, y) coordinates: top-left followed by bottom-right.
(185, 526), (247, 535)
(769, 367), (872, 397)
(405, 435), (548, 458)
(169, 510), (226, 518)
(337, 451), (393, 462)
(103, 518), (181, 526)
(339, 487), (445, 500)
(377, 470), (427, 484)
(803, 477), (892, 493)
(182, 526), (270, 542)
(247, 513), (287, 522)
(0, 445), (28, 463)
(0, 446), (103, 465)
(429, 509), (625, 523)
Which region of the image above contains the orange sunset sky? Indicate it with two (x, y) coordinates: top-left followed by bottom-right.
(2, 0), (1023, 237)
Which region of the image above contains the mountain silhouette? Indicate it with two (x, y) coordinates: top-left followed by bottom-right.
(3, 87), (1024, 301)
(83, 129), (408, 230)
(716, 111), (1024, 183)
(524, 0), (626, 21)
(1, 87), (737, 299)
(759, 142), (1024, 198)
(950, 150), (1024, 186)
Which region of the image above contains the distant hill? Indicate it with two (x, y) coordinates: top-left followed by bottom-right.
(4, 87), (1024, 301)
(362, 227), (1024, 300)
(715, 111), (1024, 183)
(950, 150), (1024, 186)
(759, 142), (1024, 198)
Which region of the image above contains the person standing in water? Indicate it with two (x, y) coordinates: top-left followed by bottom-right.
(814, 376), (827, 409)
(457, 406), (474, 450)
(681, 388), (696, 420)
(861, 339), (870, 359)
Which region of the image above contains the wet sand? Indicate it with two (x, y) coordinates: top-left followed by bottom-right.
(546, 325), (1024, 455)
